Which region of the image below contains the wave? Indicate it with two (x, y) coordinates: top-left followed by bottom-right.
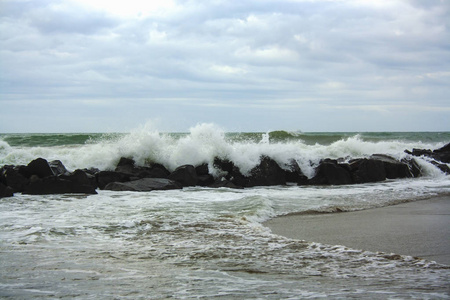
(0, 123), (448, 178)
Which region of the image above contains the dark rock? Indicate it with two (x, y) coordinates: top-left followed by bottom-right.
(405, 143), (450, 163)
(213, 157), (235, 174)
(140, 164), (170, 178)
(246, 156), (286, 187)
(168, 165), (198, 187)
(401, 157), (422, 177)
(195, 163), (210, 176)
(26, 158), (54, 178)
(285, 159), (309, 185)
(104, 178), (182, 192)
(197, 174), (215, 186)
(96, 171), (130, 190)
(60, 169), (98, 189)
(349, 158), (386, 183)
(431, 161), (450, 174)
(23, 176), (97, 195)
(370, 154), (412, 179)
(432, 143), (450, 163)
(49, 160), (69, 176)
(309, 160), (352, 185)
(0, 182), (14, 198)
(1, 166), (30, 192)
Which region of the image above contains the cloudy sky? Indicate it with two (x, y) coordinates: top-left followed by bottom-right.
(1, 0), (449, 133)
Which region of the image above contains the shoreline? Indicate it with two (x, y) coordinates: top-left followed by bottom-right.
(263, 195), (450, 265)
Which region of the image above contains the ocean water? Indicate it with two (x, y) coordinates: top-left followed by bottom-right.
(0, 124), (449, 299)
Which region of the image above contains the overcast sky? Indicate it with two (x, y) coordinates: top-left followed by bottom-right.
(1, 0), (449, 133)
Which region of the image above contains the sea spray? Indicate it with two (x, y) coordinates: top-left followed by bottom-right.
(1, 124), (448, 178)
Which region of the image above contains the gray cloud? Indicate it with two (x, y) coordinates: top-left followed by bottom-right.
(0, 0), (449, 132)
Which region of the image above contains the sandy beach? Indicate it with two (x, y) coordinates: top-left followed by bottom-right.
(264, 195), (450, 265)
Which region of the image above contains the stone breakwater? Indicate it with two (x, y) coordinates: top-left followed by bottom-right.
(1, 143), (449, 198)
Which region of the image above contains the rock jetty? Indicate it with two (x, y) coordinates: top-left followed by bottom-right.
(0, 143), (449, 198)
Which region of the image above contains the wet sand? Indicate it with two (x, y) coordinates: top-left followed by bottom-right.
(264, 195), (450, 265)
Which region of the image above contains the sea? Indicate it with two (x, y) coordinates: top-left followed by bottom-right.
(0, 124), (449, 299)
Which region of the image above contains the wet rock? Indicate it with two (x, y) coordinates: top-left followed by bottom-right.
(405, 143), (450, 163)
(60, 169), (98, 189)
(1, 166), (29, 192)
(285, 159), (309, 185)
(197, 174), (215, 186)
(370, 154), (412, 179)
(26, 158), (54, 178)
(195, 163), (210, 176)
(23, 176), (97, 195)
(0, 182), (14, 198)
(96, 171), (130, 190)
(309, 159), (352, 185)
(168, 165), (198, 187)
(104, 178), (182, 192)
(49, 160), (69, 176)
(349, 158), (386, 183)
(246, 156), (286, 187)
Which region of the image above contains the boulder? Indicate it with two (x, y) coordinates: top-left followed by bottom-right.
(1, 166), (29, 192)
(370, 154), (412, 179)
(197, 174), (215, 186)
(246, 156), (286, 187)
(349, 158), (386, 183)
(141, 164), (170, 178)
(60, 169), (98, 189)
(309, 160), (352, 185)
(23, 176), (97, 195)
(168, 165), (198, 187)
(25, 158), (54, 178)
(401, 157), (422, 177)
(213, 157), (235, 174)
(431, 161), (450, 174)
(96, 171), (130, 189)
(49, 160), (69, 176)
(0, 182), (14, 198)
(104, 178), (182, 192)
(284, 159), (309, 185)
(405, 143), (450, 163)
(195, 163), (210, 176)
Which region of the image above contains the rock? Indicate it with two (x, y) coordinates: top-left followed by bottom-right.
(405, 143), (450, 163)
(1, 166), (30, 192)
(96, 171), (130, 190)
(284, 159), (309, 185)
(197, 174), (215, 186)
(431, 161), (450, 174)
(195, 163), (210, 176)
(115, 158), (170, 179)
(60, 169), (98, 189)
(104, 178), (182, 192)
(401, 157), (422, 177)
(0, 182), (14, 198)
(49, 160), (69, 176)
(309, 160), (352, 185)
(349, 158), (386, 183)
(246, 156), (286, 187)
(26, 158), (54, 178)
(168, 165), (198, 187)
(23, 176), (97, 195)
(213, 157), (235, 174)
(141, 164), (170, 178)
(370, 154), (412, 179)
(432, 143), (450, 163)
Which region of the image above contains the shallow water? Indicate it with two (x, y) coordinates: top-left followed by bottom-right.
(1, 180), (449, 299)
(1, 127), (449, 298)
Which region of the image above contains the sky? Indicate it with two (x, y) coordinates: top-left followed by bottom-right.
(0, 0), (449, 133)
